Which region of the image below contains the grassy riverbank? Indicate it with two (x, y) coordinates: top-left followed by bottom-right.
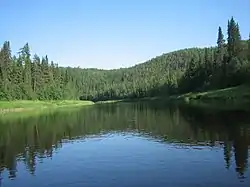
(95, 97), (163, 104)
(96, 85), (250, 110)
(0, 100), (94, 114)
(167, 85), (250, 111)
(171, 85), (250, 103)
(1, 85), (249, 115)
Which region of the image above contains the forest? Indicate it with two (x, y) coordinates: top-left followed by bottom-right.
(0, 17), (250, 101)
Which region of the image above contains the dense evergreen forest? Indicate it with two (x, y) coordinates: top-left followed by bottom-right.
(0, 17), (249, 101)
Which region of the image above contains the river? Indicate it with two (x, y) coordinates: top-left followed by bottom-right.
(0, 102), (250, 187)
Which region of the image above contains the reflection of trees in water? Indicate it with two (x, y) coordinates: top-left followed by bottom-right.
(0, 103), (249, 179)
(179, 105), (250, 179)
(224, 141), (233, 169)
(233, 129), (249, 179)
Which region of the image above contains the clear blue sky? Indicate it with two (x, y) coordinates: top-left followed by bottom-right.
(1, 0), (250, 69)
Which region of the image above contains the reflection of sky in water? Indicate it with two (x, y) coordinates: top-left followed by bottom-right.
(0, 103), (250, 187)
(2, 134), (250, 187)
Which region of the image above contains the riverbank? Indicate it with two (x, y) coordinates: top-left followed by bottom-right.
(0, 100), (94, 114)
(166, 85), (250, 110)
(1, 85), (249, 115)
(171, 85), (250, 103)
(95, 97), (163, 104)
(96, 85), (250, 110)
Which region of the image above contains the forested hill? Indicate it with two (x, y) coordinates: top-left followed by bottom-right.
(0, 17), (250, 101)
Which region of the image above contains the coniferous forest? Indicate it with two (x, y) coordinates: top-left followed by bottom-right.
(0, 17), (250, 101)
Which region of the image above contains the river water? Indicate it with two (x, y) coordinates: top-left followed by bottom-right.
(0, 102), (250, 187)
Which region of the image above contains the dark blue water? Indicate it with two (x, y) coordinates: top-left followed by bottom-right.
(0, 103), (250, 187)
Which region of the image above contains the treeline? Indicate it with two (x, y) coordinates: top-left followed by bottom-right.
(0, 43), (79, 100)
(0, 17), (250, 101)
(179, 17), (250, 93)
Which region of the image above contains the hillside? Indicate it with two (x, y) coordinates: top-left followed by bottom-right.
(0, 17), (250, 101)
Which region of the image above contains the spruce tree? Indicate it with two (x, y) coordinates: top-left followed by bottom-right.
(213, 26), (226, 87)
(227, 17), (242, 59)
(15, 56), (24, 85)
(248, 33), (250, 62)
(0, 47), (4, 99)
(0, 41), (12, 99)
(31, 54), (42, 94)
(204, 47), (212, 77)
(1, 42), (12, 82)
(13, 56), (24, 99)
(41, 55), (51, 84)
(235, 23), (242, 59)
(227, 18), (233, 58)
(217, 27), (225, 48)
(19, 43), (33, 99)
(216, 26), (225, 65)
(0, 47), (3, 83)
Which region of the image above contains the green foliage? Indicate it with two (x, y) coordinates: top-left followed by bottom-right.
(0, 17), (249, 101)
(173, 85), (250, 108)
(248, 33), (250, 62)
(179, 17), (249, 93)
(227, 17), (242, 59)
(0, 43), (78, 100)
(0, 100), (94, 116)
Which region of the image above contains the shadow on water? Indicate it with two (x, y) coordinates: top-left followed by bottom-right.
(0, 102), (250, 181)
(179, 104), (250, 178)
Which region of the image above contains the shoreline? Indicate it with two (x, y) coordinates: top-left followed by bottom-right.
(169, 85), (250, 104)
(1, 85), (250, 115)
(95, 85), (250, 110)
(0, 100), (94, 115)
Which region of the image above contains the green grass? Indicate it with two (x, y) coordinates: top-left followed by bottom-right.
(168, 85), (250, 109)
(4, 85), (244, 115)
(95, 100), (122, 104)
(172, 85), (250, 101)
(0, 104), (89, 121)
(95, 97), (165, 104)
(0, 100), (94, 114)
(95, 85), (250, 110)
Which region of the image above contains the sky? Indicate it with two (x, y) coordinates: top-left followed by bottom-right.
(0, 0), (250, 69)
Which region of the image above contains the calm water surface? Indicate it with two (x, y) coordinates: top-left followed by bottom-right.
(0, 102), (250, 187)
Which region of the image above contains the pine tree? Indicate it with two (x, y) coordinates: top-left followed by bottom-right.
(19, 43), (33, 99)
(15, 56), (24, 85)
(10, 56), (17, 83)
(31, 54), (42, 94)
(235, 23), (242, 58)
(217, 27), (225, 48)
(227, 18), (233, 58)
(13, 56), (24, 99)
(216, 26), (225, 65)
(227, 17), (242, 59)
(0, 47), (3, 82)
(0, 42), (12, 81)
(0, 41), (12, 99)
(248, 33), (250, 62)
(52, 62), (63, 99)
(41, 55), (51, 84)
(0, 47), (4, 99)
(226, 17), (244, 86)
(212, 27), (226, 87)
(204, 47), (213, 76)
(10, 56), (18, 99)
